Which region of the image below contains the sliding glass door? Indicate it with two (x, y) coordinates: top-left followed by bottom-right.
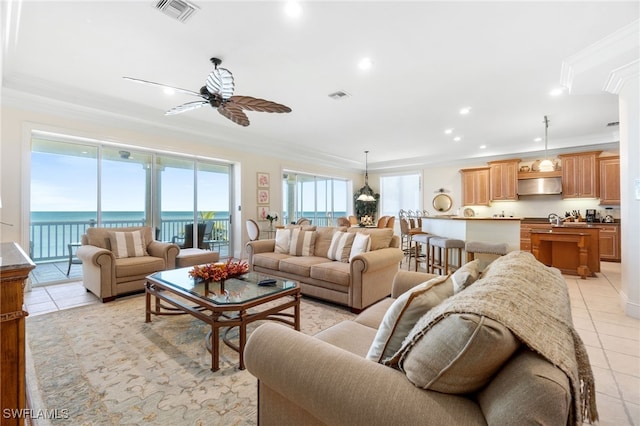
(282, 172), (350, 226)
(30, 134), (233, 284)
(157, 156), (195, 245)
(30, 138), (98, 261)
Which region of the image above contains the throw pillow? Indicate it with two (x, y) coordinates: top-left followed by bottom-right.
(451, 259), (481, 293)
(349, 233), (371, 261)
(395, 313), (520, 394)
(274, 229), (291, 254)
(327, 231), (356, 262)
(289, 229), (317, 256)
(109, 230), (148, 259)
(366, 275), (454, 363)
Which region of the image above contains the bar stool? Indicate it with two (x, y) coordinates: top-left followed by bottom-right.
(465, 241), (508, 263)
(430, 237), (465, 275)
(410, 233), (437, 272)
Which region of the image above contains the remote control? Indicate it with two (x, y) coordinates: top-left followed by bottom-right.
(258, 278), (277, 286)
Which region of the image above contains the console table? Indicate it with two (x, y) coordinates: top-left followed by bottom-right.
(0, 242), (35, 425)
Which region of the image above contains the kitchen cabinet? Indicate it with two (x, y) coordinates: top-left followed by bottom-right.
(558, 151), (601, 198)
(460, 167), (490, 206)
(488, 159), (519, 201)
(598, 224), (621, 262)
(598, 156), (620, 205)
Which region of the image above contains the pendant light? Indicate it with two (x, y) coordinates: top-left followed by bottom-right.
(539, 115), (555, 172)
(357, 150), (376, 202)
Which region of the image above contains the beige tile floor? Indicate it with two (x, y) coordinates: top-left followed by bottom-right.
(25, 262), (638, 425)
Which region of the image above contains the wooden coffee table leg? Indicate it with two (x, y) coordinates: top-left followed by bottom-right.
(294, 292), (301, 331)
(238, 309), (248, 370)
(211, 312), (221, 372)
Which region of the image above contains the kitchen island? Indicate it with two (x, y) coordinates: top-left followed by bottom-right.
(530, 229), (596, 278)
(421, 216), (521, 252)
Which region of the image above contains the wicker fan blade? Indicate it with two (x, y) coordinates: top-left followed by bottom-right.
(228, 95), (292, 113)
(165, 101), (208, 115)
(218, 105), (249, 127)
(206, 68), (235, 100)
(123, 77), (205, 98)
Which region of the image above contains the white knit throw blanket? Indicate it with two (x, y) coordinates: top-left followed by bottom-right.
(392, 251), (598, 425)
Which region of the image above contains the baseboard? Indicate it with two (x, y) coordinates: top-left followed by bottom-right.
(620, 290), (640, 319)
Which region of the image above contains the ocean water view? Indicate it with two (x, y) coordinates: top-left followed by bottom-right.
(29, 211), (230, 262)
(30, 211), (230, 222)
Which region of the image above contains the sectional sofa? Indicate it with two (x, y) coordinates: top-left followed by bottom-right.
(245, 251), (597, 425)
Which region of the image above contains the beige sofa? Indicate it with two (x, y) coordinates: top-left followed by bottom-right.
(245, 251), (597, 426)
(245, 226), (404, 312)
(77, 226), (180, 302)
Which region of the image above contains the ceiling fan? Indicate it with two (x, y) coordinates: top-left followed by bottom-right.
(123, 57), (291, 127)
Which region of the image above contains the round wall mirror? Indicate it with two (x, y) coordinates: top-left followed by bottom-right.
(432, 193), (453, 212)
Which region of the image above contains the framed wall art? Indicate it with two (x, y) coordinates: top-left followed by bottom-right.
(257, 189), (270, 204)
(257, 206), (269, 221)
(257, 172), (270, 188)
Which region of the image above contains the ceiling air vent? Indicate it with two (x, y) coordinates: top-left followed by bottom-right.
(328, 90), (351, 100)
(154, 0), (199, 23)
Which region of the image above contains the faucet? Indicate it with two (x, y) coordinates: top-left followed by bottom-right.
(548, 213), (574, 226)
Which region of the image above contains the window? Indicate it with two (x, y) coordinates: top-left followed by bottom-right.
(282, 172), (350, 226)
(380, 173), (422, 217)
(29, 133), (233, 280)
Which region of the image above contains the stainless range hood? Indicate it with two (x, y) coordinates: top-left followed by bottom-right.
(517, 177), (562, 195)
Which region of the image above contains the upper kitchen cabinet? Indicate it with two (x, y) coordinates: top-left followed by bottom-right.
(598, 156), (620, 205)
(558, 151), (601, 198)
(460, 167), (490, 206)
(488, 159), (519, 201)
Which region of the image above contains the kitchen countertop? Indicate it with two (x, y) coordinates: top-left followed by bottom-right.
(425, 216), (522, 221)
(521, 218), (620, 225)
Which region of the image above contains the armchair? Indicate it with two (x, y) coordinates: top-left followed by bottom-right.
(77, 226), (179, 302)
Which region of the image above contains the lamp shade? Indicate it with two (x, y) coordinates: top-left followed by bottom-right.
(357, 193), (376, 202)
(539, 159), (555, 172)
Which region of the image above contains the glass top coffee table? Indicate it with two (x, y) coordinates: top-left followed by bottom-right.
(145, 268), (300, 371)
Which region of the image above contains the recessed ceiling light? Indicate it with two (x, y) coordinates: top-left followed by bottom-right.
(284, 1), (302, 19)
(459, 107), (471, 115)
(453, 136), (462, 142)
(549, 87), (565, 96)
(444, 128), (454, 135)
(358, 57), (373, 71)
(479, 145), (487, 149)
(163, 87), (175, 95)
(533, 137), (542, 142)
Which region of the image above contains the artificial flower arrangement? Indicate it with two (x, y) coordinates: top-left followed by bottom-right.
(189, 258), (249, 282)
(266, 211), (279, 223)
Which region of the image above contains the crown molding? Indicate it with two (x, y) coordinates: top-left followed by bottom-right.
(603, 59), (640, 95)
(561, 20), (639, 93)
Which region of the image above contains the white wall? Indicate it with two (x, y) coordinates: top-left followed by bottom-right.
(619, 75), (639, 318)
(0, 106), (360, 258)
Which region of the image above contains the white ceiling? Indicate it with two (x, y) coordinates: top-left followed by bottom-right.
(2, 1), (638, 172)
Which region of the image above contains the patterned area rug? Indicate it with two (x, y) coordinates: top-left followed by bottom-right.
(25, 294), (356, 425)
